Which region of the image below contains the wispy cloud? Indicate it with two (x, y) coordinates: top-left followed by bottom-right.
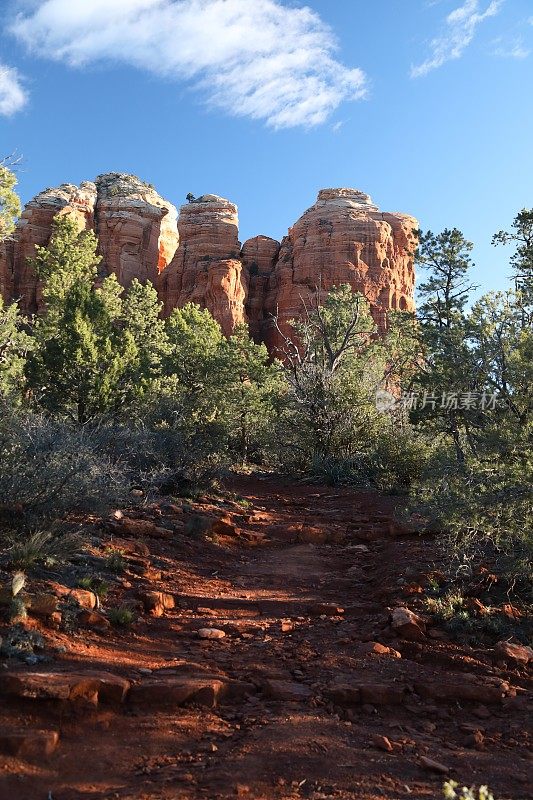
(0, 62), (28, 116)
(411, 0), (503, 78)
(8, 0), (367, 129)
(491, 36), (530, 59)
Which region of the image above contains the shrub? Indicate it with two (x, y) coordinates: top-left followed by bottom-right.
(6, 528), (83, 569)
(443, 781), (497, 800)
(108, 606), (135, 627)
(105, 549), (126, 574)
(0, 411), (128, 526)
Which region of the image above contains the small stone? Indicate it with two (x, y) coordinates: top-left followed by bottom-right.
(280, 620), (294, 633)
(494, 641), (533, 665)
(419, 755), (450, 774)
(198, 628), (226, 640)
(359, 641), (401, 658)
(465, 731), (485, 750)
(371, 734), (393, 752)
(391, 607), (426, 641)
(139, 591), (175, 617)
(211, 515), (237, 537)
(78, 609), (111, 632)
(27, 593), (59, 617)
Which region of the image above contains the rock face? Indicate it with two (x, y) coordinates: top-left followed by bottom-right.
(0, 174), (178, 314)
(262, 188), (417, 352)
(0, 182), (97, 312)
(241, 235), (281, 342)
(94, 173), (178, 288)
(1, 183), (416, 352)
(158, 194), (246, 336)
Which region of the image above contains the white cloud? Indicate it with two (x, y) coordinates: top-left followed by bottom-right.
(0, 62), (28, 116)
(411, 0), (503, 78)
(9, 0), (367, 129)
(492, 37), (530, 59)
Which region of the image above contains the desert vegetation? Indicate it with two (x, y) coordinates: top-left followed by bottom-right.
(0, 165), (531, 798)
(1, 164), (530, 599)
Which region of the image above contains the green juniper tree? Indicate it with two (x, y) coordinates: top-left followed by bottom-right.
(413, 228), (479, 463)
(412, 224), (533, 582)
(0, 159), (21, 242)
(25, 215), (137, 422)
(120, 278), (169, 398)
(222, 324), (284, 465)
(0, 296), (32, 402)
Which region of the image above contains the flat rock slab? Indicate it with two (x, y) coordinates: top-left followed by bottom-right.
(0, 729), (59, 759)
(414, 681), (504, 705)
(129, 677), (227, 708)
(0, 671), (130, 706)
(328, 682), (406, 706)
(262, 679), (313, 702)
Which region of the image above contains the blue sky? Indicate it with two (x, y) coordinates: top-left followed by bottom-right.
(1, 0), (532, 297)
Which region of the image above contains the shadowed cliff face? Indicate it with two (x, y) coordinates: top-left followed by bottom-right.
(1, 180), (416, 350)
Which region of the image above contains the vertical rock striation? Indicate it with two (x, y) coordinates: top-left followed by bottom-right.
(94, 173), (178, 287)
(262, 188), (417, 352)
(241, 235), (281, 343)
(158, 195), (246, 335)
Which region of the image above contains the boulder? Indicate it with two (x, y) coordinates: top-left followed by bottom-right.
(0, 729), (59, 759)
(391, 606), (426, 640)
(129, 677), (226, 708)
(494, 641), (533, 666)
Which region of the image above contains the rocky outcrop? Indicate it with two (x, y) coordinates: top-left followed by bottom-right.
(158, 195), (246, 335)
(94, 174), (178, 288)
(0, 182), (97, 312)
(262, 188), (417, 352)
(2, 182), (416, 351)
(241, 236), (281, 343)
(0, 174), (178, 313)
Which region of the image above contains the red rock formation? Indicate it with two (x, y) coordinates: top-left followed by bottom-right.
(158, 195), (246, 335)
(241, 236), (280, 343)
(0, 182), (97, 312)
(262, 188), (417, 352)
(0, 174), (178, 313)
(2, 182), (416, 354)
(94, 174), (178, 287)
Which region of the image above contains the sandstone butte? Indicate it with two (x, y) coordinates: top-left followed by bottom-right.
(0, 176), (417, 352)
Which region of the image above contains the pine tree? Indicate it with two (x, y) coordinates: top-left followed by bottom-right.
(0, 160), (21, 242)
(492, 209), (533, 324)
(0, 296), (32, 401)
(222, 325), (284, 464)
(26, 215), (137, 422)
(121, 279), (169, 396)
(413, 228), (479, 463)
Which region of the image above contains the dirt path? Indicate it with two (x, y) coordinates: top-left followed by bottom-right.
(0, 476), (531, 800)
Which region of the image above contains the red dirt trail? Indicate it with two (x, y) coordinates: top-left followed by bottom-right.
(0, 475), (531, 800)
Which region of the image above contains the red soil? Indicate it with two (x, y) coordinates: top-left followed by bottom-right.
(0, 475), (531, 800)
